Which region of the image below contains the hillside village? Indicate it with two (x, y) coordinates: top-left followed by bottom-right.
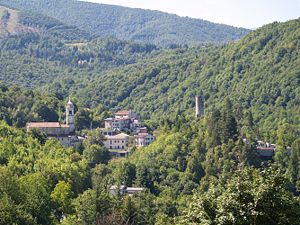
(0, 0), (298, 223)
(103, 110), (155, 157)
(26, 97), (280, 160)
(26, 98), (156, 158)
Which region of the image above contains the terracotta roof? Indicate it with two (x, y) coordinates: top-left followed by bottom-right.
(115, 111), (130, 115)
(27, 122), (69, 128)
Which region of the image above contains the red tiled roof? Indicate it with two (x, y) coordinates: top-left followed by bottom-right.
(27, 122), (69, 128)
(115, 111), (130, 115)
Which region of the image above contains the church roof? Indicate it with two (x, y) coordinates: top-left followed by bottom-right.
(27, 122), (69, 128)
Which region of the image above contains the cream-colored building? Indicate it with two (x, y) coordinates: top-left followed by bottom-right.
(103, 133), (130, 150)
(26, 98), (77, 147)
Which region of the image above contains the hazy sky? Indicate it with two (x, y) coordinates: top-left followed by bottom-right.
(82, 0), (300, 28)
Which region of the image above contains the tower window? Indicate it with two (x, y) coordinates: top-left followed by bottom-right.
(69, 111), (72, 115)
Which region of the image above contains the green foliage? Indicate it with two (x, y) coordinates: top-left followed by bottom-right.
(0, 18), (298, 146)
(0, 122), (90, 224)
(83, 144), (110, 164)
(18, 10), (92, 40)
(289, 138), (300, 191)
(0, 0), (249, 46)
(0, 84), (63, 127)
(73, 189), (97, 225)
(19, 173), (52, 224)
(179, 167), (300, 225)
(0, 6), (298, 225)
(51, 181), (73, 220)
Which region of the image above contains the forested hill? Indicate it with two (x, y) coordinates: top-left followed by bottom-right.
(58, 18), (299, 140)
(0, 7), (299, 224)
(0, 4), (91, 40)
(0, 18), (298, 142)
(0, 0), (250, 46)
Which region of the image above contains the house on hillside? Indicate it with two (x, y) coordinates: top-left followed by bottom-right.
(135, 132), (156, 147)
(104, 117), (131, 131)
(109, 185), (144, 196)
(103, 110), (156, 150)
(104, 110), (140, 132)
(256, 141), (276, 160)
(115, 110), (137, 119)
(103, 133), (130, 150)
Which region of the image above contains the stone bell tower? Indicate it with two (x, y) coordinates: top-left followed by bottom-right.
(66, 97), (75, 132)
(195, 95), (204, 118)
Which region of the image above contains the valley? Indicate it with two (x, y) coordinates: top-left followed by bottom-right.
(0, 1), (299, 225)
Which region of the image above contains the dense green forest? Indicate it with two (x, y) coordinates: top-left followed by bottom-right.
(0, 83), (63, 127)
(0, 5), (91, 40)
(1, 100), (300, 224)
(0, 0), (250, 46)
(0, 3), (299, 225)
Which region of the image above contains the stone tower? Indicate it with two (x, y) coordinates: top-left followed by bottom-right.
(66, 97), (75, 132)
(195, 95), (204, 118)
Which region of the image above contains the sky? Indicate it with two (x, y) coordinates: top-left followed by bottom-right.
(82, 0), (300, 28)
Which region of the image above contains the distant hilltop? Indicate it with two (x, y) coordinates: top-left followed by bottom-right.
(0, 0), (250, 46)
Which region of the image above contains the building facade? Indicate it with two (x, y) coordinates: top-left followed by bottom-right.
(103, 133), (130, 150)
(135, 133), (156, 147)
(26, 98), (77, 147)
(104, 110), (140, 132)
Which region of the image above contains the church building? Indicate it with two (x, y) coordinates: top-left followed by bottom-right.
(26, 98), (78, 147)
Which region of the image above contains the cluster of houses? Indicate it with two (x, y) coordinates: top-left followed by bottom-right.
(102, 110), (155, 157)
(26, 97), (290, 197)
(26, 99), (156, 158)
(26, 97), (283, 162)
(25, 99), (153, 196)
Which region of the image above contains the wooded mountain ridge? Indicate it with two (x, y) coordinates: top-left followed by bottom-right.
(0, 3), (299, 225)
(0, 14), (298, 143)
(0, 0), (250, 46)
